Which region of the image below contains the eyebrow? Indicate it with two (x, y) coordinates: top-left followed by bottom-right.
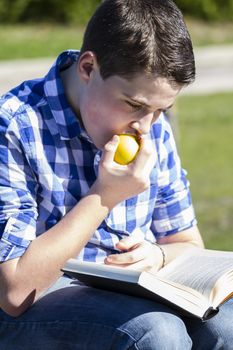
(123, 93), (174, 110)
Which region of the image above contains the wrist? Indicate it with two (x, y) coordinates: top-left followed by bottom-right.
(88, 181), (117, 211)
(153, 242), (166, 269)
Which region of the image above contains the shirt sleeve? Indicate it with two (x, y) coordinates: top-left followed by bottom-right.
(0, 106), (38, 262)
(150, 114), (197, 237)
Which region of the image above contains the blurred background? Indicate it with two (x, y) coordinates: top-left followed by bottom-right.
(0, 0), (232, 250)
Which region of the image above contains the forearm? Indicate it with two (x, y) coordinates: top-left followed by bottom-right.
(1, 184), (114, 316)
(157, 225), (205, 266)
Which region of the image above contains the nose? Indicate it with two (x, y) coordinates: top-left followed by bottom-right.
(130, 111), (160, 135)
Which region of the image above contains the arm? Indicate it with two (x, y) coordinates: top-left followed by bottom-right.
(105, 115), (204, 270)
(0, 136), (155, 317)
(157, 225), (204, 265)
(0, 185), (115, 317)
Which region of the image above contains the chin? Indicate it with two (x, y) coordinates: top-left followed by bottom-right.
(91, 133), (114, 150)
(91, 138), (103, 150)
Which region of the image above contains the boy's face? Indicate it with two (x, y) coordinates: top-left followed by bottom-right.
(78, 56), (181, 149)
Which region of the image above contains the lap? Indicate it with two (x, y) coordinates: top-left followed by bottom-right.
(0, 275), (232, 350)
(184, 298), (233, 350)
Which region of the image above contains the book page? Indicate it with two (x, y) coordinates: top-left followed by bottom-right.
(210, 270), (233, 307)
(157, 249), (233, 299)
(139, 272), (210, 318)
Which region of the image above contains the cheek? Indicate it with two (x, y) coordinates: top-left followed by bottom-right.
(85, 99), (121, 128)
(81, 88), (131, 136)
(80, 91), (101, 124)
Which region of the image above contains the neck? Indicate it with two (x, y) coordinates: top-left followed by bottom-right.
(61, 63), (81, 118)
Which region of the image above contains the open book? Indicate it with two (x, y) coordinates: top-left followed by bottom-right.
(62, 248), (233, 321)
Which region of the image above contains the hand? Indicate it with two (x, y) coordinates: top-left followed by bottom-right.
(104, 235), (164, 272)
(91, 135), (156, 207)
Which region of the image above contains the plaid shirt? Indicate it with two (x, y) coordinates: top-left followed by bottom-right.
(0, 50), (196, 263)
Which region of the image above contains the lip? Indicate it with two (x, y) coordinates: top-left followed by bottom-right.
(121, 131), (142, 138)
(118, 132), (142, 142)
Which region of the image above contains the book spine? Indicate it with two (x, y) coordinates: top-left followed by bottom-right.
(202, 307), (219, 321)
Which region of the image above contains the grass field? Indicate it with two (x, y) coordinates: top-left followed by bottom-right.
(176, 93), (233, 250)
(0, 25), (84, 60)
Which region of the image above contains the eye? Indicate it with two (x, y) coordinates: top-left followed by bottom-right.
(126, 101), (142, 111)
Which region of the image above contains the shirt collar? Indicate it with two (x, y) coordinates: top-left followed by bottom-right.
(44, 50), (91, 142)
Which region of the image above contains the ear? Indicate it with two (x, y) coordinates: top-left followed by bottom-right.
(77, 51), (98, 83)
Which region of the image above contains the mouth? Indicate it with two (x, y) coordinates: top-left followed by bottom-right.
(118, 131), (142, 143)
(121, 130), (141, 137)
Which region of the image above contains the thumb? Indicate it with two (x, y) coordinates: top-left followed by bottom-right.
(116, 235), (144, 251)
(101, 135), (119, 164)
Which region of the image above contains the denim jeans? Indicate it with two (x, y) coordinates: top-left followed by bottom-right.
(0, 275), (232, 350)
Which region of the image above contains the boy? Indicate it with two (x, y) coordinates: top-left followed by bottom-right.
(0, 0), (232, 349)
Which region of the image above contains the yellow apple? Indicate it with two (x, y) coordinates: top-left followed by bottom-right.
(114, 134), (140, 165)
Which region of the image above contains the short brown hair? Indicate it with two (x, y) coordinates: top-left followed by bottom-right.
(81, 0), (195, 85)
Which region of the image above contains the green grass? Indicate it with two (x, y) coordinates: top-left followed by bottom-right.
(176, 93), (233, 250)
(186, 18), (233, 47)
(0, 24), (84, 60)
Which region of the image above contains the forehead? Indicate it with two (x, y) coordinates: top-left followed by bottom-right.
(104, 73), (181, 108)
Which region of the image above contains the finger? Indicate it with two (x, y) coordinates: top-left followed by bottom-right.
(101, 135), (119, 164)
(103, 259), (136, 269)
(130, 138), (156, 174)
(105, 251), (144, 266)
(106, 242), (148, 265)
(117, 259), (160, 272)
(104, 254), (155, 271)
(116, 235), (144, 251)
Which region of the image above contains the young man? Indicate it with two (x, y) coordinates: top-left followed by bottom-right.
(0, 0), (232, 349)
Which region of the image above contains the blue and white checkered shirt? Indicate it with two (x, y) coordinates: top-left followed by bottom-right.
(0, 50), (197, 263)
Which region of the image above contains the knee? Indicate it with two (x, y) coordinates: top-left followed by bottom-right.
(204, 314), (233, 349)
(189, 301), (233, 350)
(118, 312), (192, 349)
